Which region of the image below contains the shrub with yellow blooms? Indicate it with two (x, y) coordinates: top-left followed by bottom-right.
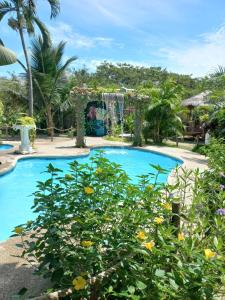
(17, 149), (225, 299)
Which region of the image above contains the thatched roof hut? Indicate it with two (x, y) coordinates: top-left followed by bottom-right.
(181, 91), (211, 108)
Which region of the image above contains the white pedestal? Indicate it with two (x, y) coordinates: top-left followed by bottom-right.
(13, 125), (36, 154)
(205, 131), (211, 145)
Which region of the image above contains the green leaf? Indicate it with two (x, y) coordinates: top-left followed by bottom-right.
(136, 280), (147, 290)
(128, 285), (135, 294)
(155, 269), (165, 277)
(213, 236), (218, 248)
(169, 279), (179, 291)
(51, 268), (64, 282)
(133, 248), (150, 256)
(108, 286), (113, 293)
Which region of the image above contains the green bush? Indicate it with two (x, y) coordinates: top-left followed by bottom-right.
(124, 114), (135, 135)
(192, 144), (208, 155)
(15, 151), (225, 299)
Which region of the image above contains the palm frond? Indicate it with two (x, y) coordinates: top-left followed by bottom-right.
(30, 35), (75, 110)
(0, 0), (15, 21)
(47, 0), (60, 18)
(59, 56), (77, 74)
(23, 5), (35, 34)
(0, 43), (17, 66)
(33, 17), (51, 48)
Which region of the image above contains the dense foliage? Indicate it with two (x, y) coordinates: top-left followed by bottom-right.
(143, 81), (184, 143)
(15, 141), (225, 299)
(0, 61), (225, 142)
(0, 76), (27, 128)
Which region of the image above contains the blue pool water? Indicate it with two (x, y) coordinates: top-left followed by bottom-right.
(0, 147), (182, 241)
(0, 144), (13, 150)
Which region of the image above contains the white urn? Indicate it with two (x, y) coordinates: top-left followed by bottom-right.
(13, 124), (36, 154)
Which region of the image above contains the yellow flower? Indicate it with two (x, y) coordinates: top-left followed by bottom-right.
(72, 276), (87, 290)
(96, 167), (103, 174)
(178, 232), (185, 241)
(81, 240), (94, 248)
(136, 231), (146, 240)
(204, 249), (216, 259)
(154, 217), (164, 225)
(15, 227), (23, 234)
(143, 240), (155, 251)
(163, 202), (172, 211)
(84, 186), (94, 194)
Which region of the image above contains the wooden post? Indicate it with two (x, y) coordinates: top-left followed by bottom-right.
(75, 98), (86, 148)
(6, 126), (8, 140)
(176, 136), (179, 147)
(171, 201), (180, 235)
(133, 102), (143, 147)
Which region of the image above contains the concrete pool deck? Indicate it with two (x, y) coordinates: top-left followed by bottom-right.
(0, 136), (208, 299)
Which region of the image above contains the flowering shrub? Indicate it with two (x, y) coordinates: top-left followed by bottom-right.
(15, 150), (224, 299)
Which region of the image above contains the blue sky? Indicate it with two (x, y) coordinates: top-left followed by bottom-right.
(1, 0), (225, 77)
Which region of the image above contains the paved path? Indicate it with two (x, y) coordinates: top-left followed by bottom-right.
(0, 137), (207, 299)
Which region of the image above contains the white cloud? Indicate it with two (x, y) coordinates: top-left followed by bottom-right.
(158, 24), (225, 77)
(48, 22), (118, 49)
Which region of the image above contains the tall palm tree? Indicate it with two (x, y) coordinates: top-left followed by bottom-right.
(0, 0), (60, 117)
(0, 39), (17, 65)
(31, 36), (76, 139)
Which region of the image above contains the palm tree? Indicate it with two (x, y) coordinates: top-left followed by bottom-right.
(143, 81), (184, 143)
(0, 39), (17, 65)
(0, 0), (60, 117)
(31, 36), (76, 140)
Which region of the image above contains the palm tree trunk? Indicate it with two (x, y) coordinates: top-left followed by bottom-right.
(17, 11), (34, 117)
(46, 105), (54, 141)
(133, 102), (143, 147)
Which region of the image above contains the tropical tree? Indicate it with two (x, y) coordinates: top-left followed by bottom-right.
(30, 36), (76, 139)
(202, 66), (225, 139)
(143, 81), (184, 143)
(0, 0), (60, 116)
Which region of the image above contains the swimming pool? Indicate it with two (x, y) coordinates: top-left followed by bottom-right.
(0, 144), (13, 150)
(0, 147), (182, 241)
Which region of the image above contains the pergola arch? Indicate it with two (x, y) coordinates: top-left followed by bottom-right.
(69, 86), (149, 147)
